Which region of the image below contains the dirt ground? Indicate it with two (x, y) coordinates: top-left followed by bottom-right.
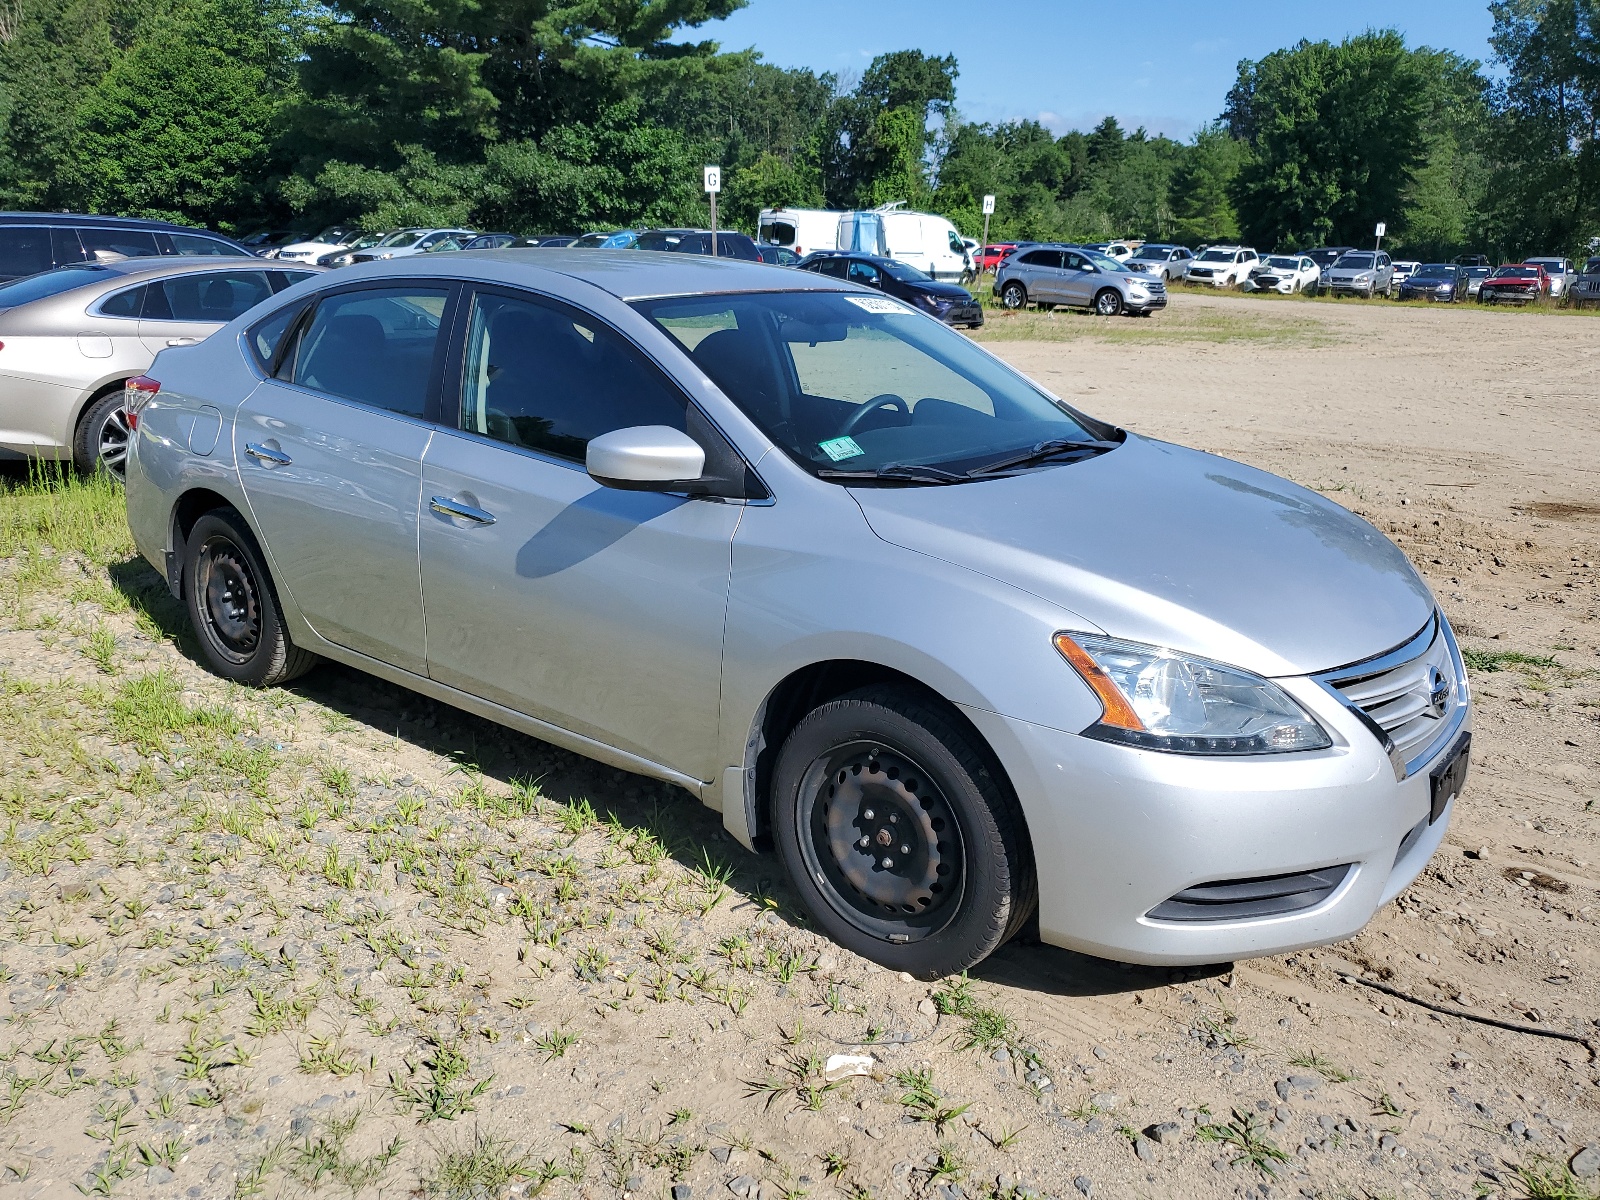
(0, 291), (1596, 1200)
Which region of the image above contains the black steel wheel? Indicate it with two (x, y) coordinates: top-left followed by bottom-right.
(771, 686), (1035, 979)
(73, 390), (132, 479)
(999, 281), (1028, 310)
(184, 508), (317, 687)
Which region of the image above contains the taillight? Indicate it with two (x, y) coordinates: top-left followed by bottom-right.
(124, 375), (160, 429)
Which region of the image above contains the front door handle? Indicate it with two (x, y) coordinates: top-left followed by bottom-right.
(430, 496), (496, 525)
(166, 337), (200, 347)
(244, 442), (292, 467)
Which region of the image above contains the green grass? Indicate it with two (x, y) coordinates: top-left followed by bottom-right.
(1515, 1157), (1600, 1200)
(971, 300), (1337, 346)
(1461, 647), (1560, 673)
(0, 463), (132, 565)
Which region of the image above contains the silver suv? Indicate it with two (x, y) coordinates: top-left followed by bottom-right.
(124, 252), (1467, 977)
(995, 245), (1166, 316)
(1326, 251), (1394, 298)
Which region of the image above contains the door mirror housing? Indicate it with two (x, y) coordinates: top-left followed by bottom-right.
(586, 426), (706, 491)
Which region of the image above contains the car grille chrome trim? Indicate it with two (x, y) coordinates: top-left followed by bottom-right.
(1314, 612), (1468, 781)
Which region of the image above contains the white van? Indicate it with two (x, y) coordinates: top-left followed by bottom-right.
(758, 204), (969, 281)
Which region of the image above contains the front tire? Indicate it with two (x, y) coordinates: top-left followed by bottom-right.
(1094, 288), (1123, 317)
(999, 281), (1028, 310)
(73, 389), (132, 479)
(184, 508), (318, 687)
(770, 687), (1035, 979)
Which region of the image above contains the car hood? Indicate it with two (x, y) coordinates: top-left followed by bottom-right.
(850, 435), (1434, 678)
(909, 281), (973, 301)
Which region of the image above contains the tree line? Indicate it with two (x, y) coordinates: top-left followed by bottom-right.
(0, 0), (1595, 259)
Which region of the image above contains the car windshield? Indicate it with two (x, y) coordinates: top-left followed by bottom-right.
(1334, 253), (1375, 269)
(1196, 249), (1233, 262)
(378, 230), (425, 248)
(1265, 257), (1300, 270)
(1490, 266), (1534, 278)
(1413, 265), (1452, 278)
(633, 291), (1108, 480)
(1083, 251), (1130, 273)
(0, 264), (113, 307)
(344, 233), (384, 251)
(881, 261), (932, 282)
(1586, 258), (1600, 273)
(574, 232), (613, 247)
(313, 226), (352, 242)
(1131, 246), (1169, 260)
(1467, 266), (1491, 277)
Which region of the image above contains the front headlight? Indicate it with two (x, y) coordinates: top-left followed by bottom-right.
(1053, 632), (1333, 755)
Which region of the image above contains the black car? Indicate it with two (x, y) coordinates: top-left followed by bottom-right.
(755, 245), (801, 266)
(797, 252), (984, 329)
(1397, 262), (1468, 302)
(0, 212), (253, 282)
(1569, 256), (1600, 309)
(635, 228), (760, 260)
(509, 234), (581, 248)
(1452, 253), (1490, 268)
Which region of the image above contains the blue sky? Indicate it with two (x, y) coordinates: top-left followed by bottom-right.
(702, 1), (1496, 141)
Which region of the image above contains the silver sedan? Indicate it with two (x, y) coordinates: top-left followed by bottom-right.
(0, 258), (319, 474)
(124, 252), (1469, 977)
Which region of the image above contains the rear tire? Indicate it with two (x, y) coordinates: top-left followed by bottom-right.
(73, 388), (132, 479)
(999, 281), (1028, 310)
(770, 686), (1035, 979)
(184, 508), (317, 687)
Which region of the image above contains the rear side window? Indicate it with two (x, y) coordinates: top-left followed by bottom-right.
(268, 270), (317, 291)
(0, 226), (53, 279)
(98, 285), (146, 317)
(284, 287), (448, 417)
(166, 231), (249, 257)
(1019, 250), (1060, 267)
(79, 227), (160, 260)
(142, 271), (275, 321)
(458, 289), (685, 462)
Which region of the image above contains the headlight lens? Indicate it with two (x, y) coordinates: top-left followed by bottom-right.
(1053, 632), (1332, 755)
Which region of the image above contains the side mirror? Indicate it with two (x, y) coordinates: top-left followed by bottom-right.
(586, 426), (706, 491)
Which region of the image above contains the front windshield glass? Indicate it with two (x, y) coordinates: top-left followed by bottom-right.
(0, 264), (113, 307)
(1266, 256), (1300, 270)
(1196, 249), (1232, 262)
(1334, 253), (1375, 269)
(379, 229), (425, 248)
(1083, 251), (1130, 273)
(314, 226), (352, 242)
(1414, 265), (1451, 278)
(881, 261), (931, 282)
(1131, 246), (1168, 260)
(633, 291), (1108, 480)
(1490, 266), (1534, 278)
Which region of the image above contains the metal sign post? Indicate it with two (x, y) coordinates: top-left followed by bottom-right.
(704, 166), (722, 257)
(981, 194), (995, 274)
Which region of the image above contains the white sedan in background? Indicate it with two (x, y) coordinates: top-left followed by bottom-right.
(1244, 255), (1321, 294)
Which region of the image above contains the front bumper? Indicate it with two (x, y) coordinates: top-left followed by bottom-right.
(1125, 292), (1166, 313)
(961, 667), (1468, 965)
(941, 303), (984, 327)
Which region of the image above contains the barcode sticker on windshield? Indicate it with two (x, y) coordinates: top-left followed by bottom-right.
(818, 436), (864, 462)
(845, 296), (911, 315)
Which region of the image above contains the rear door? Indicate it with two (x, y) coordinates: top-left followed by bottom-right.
(137, 268), (278, 354)
(235, 282), (455, 675)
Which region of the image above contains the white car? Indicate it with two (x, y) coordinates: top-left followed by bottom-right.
(1085, 242), (1134, 261)
(268, 226), (363, 263)
(1244, 255), (1321, 294)
(1184, 245), (1259, 288)
(1389, 261), (1422, 290)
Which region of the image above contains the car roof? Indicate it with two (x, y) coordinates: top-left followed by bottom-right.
(332, 248), (845, 301)
(0, 211), (231, 233)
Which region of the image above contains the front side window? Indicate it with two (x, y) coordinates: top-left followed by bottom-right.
(847, 260), (881, 286)
(282, 287), (448, 416)
(947, 230), (964, 254)
(167, 232), (248, 257)
(636, 292), (1106, 480)
(459, 290), (686, 462)
(813, 257), (848, 278)
(143, 271), (275, 321)
(79, 228), (160, 260)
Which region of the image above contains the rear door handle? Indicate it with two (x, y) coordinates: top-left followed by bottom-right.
(430, 496), (496, 525)
(244, 442), (292, 467)
(166, 337), (200, 347)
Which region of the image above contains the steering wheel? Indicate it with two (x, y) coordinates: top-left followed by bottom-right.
(840, 393), (909, 436)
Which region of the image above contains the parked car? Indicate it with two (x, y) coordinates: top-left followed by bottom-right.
(760, 205), (969, 280)
(1183, 245), (1259, 288)
(1396, 263), (1468, 302)
(995, 244), (1167, 315)
(1325, 251), (1393, 298)
(1523, 257), (1574, 298)
(1462, 265), (1492, 299)
(350, 228), (476, 263)
(1568, 256), (1600, 308)
(1478, 263), (1548, 304)
(636, 229), (761, 260)
(239, 230), (300, 252)
(972, 244), (1018, 273)
(1389, 261), (1421, 290)
(1244, 255), (1320, 294)
(0, 257), (317, 475)
(316, 231), (390, 266)
(0, 213), (252, 283)
(796, 252), (982, 328)
(1126, 243), (1194, 281)
(455, 234), (518, 251)
(510, 235), (582, 248)
(755, 245), (801, 267)
(1451, 254), (1490, 268)
(271, 226), (363, 263)
(1083, 242), (1133, 261)
(1301, 247), (1356, 290)
(123, 251), (1469, 977)
(572, 231), (638, 249)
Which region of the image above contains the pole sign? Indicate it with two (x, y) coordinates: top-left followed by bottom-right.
(704, 166), (721, 194)
(1374, 222), (1386, 237)
(982, 194), (995, 215)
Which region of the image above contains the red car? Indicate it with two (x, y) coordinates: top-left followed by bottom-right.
(973, 243), (1017, 272)
(1478, 262), (1549, 304)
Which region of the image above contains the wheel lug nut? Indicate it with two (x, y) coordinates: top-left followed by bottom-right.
(881, 857), (894, 869)
(857, 837), (869, 849)
(888, 813), (898, 823)
(862, 809), (875, 820)
(900, 844), (910, 854)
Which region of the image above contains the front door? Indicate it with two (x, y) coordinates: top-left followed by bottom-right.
(419, 287), (741, 780)
(1060, 250), (1096, 305)
(235, 282), (454, 675)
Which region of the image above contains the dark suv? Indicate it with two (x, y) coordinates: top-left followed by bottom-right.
(0, 213), (252, 283)
(796, 252), (983, 328)
(635, 229), (760, 260)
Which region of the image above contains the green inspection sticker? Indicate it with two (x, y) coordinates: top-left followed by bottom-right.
(818, 436), (865, 462)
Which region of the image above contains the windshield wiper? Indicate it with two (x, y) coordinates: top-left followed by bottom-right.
(967, 438), (1121, 476)
(815, 462), (971, 484)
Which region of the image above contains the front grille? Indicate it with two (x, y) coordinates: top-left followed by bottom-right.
(1320, 616), (1463, 772)
(1147, 865), (1352, 923)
